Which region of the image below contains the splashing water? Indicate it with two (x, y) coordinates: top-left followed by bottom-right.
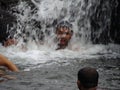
(13, 0), (94, 48)
(1, 0), (120, 71)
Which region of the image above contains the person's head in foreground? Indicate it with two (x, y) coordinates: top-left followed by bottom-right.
(77, 67), (99, 90)
(55, 20), (73, 50)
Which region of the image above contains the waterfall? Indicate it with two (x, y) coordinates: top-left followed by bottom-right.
(0, 0), (120, 71)
(10, 0), (115, 50)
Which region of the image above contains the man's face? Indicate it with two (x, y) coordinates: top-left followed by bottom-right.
(4, 39), (17, 47)
(56, 26), (73, 48)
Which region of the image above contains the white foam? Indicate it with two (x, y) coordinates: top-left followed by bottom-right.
(0, 43), (120, 71)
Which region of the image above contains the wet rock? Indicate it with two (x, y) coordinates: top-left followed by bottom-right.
(110, 0), (120, 44)
(0, 0), (19, 10)
(90, 0), (120, 44)
(0, 0), (19, 44)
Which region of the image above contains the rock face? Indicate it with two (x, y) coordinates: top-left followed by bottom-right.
(0, 0), (19, 44)
(0, 0), (36, 45)
(90, 0), (120, 44)
(0, 0), (18, 9)
(110, 0), (120, 44)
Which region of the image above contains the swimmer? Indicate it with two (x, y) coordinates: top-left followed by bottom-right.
(55, 21), (73, 50)
(0, 54), (19, 72)
(0, 54), (19, 82)
(77, 67), (99, 90)
(3, 38), (17, 47)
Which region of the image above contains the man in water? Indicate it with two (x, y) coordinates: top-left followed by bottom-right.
(3, 38), (17, 47)
(0, 54), (19, 72)
(77, 67), (99, 90)
(55, 21), (73, 50)
(0, 54), (19, 82)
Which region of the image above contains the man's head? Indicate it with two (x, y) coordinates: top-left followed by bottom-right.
(55, 21), (73, 50)
(77, 67), (99, 90)
(3, 38), (17, 47)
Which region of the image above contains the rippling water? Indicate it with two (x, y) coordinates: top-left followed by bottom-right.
(0, 44), (120, 90)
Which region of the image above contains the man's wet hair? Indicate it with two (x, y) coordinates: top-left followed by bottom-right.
(56, 20), (73, 33)
(78, 67), (99, 88)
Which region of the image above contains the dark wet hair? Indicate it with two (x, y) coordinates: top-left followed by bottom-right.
(56, 20), (73, 33)
(78, 67), (99, 88)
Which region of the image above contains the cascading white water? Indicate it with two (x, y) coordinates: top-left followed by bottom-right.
(12, 0), (113, 49)
(0, 0), (119, 70)
(13, 0), (96, 50)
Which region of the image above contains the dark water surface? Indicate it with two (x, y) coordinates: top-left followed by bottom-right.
(0, 57), (120, 90)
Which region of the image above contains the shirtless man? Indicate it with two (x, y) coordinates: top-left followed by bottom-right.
(0, 54), (19, 82)
(0, 54), (19, 72)
(3, 38), (17, 47)
(77, 67), (99, 90)
(55, 21), (73, 50)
